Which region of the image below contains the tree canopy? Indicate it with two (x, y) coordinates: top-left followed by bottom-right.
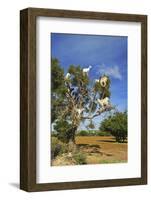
(51, 57), (113, 143)
(99, 111), (127, 143)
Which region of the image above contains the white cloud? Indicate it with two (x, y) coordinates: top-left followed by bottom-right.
(98, 64), (122, 80)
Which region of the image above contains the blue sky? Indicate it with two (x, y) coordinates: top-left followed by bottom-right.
(51, 33), (127, 130)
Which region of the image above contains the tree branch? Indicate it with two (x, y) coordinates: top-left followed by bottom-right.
(82, 105), (113, 120)
(88, 92), (97, 116)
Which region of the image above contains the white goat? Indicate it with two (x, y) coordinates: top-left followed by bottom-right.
(95, 79), (100, 83)
(97, 97), (109, 108)
(65, 72), (71, 80)
(75, 108), (85, 116)
(83, 65), (92, 75)
(100, 76), (108, 87)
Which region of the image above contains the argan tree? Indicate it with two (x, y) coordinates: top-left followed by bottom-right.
(51, 57), (113, 143)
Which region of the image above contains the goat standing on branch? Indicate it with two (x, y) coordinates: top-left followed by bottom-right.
(100, 75), (108, 87)
(65, 72), (71, 80)
(82, 65), (92, 75)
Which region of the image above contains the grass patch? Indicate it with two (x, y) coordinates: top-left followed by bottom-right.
(100, 159), (127, 164)
(73, 152), (87, 165)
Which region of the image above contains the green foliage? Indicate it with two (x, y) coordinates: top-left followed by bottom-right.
(54, 120), (77, 143)
(68, 65), (89, 86)
(100, 159), (126, 164)
(77, 130), (111, 136)
(73, 152), (87, 164)
(54, 120), (70, 143)
(51, 137), (68, 159)
(51, 58), (64, 91)
(51, 58), (67, 122)
(77, 130), (88, 136)
(100, 111), (127, 142)
(96, 131), (111, 136)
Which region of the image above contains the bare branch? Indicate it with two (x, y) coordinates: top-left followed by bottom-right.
(88, 92), (97, 116)
(82, 105), (113, 120)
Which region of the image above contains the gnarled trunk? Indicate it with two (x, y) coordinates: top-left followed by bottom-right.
(67, 126), (78, 143)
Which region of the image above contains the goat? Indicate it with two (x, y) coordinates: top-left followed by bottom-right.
(83, 65), (92, 75)
(99, 76), (108, 87)
(95, 79), (100, 83)
(97, 97), (109, 108)
(75, 108), (85, 116)
(65, 72), (71, 80)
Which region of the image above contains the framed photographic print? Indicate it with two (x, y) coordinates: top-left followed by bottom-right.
(20, 8), (147, 191)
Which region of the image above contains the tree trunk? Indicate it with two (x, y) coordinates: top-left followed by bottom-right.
(67, 126), (78, 153)
(66, 125), (78, 144)
(70, 126), (78, 143)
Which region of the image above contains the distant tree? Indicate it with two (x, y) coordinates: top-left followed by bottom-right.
(51, 57), (113, 143)
(99, 111), (127, 143)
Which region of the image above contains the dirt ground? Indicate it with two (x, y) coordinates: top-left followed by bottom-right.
(52, 136), (127, 166)
(75, 136), (127, 164)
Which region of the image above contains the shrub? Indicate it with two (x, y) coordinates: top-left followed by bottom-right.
(97, 131), (111, 136)
(77, 130), (88, 136)
(77, 130), (111, 136)
(51, 137), (68, 159)
(73, 153), (87, 164)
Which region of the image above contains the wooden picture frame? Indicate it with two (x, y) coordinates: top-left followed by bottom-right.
(20, 7), (147, 192)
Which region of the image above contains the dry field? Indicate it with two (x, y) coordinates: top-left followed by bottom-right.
(75, 136), (127, 164)
(52, 136), (127, 166)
